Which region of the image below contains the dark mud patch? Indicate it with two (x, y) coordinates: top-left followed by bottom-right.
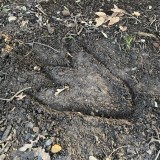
(0, 0), (160, 159)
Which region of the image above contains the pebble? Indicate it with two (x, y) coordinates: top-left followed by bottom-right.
(26, 122), (33, 128)
(8, 16), (17, 22)
(45, 139), (52, 146)
(62, 9), (70, 17)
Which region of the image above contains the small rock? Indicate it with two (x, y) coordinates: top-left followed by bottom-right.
(148, 5), (152, 9)
(25, 133), (32, 141)
(45, 139), (52, 146)
(34, 66), (41, 71)
(26, 122), (33, 128)
(8, 16), (17, 22)
(47, 24), (54, 34)
(0, 154), (6, 160)
(62, 9), (70, 17)
(154, 101), (158, 107)
(33, 127), (39, 133)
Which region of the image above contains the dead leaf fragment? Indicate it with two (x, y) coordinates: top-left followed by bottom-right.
(55, 86), (69, 96)
(132, 11), (141, 17)
(2, 34), (11, 42)
(95, 12), (107, 18)
(33, 127), (39, 133)
(95, 17), (106, 27)
(119, 25), (127, 31)
(108, 16), (120, 26)
(153, 42), (160, 49)
(20, 20), (28, 28)
(51, 144), (62, 153)
(16, 92), (26, 100)
(111, 4), (125, 14)
(95, 5), (125, 27)
(3, 44), (13, 53)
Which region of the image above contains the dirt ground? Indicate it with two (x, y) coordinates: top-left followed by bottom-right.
(0, 0), (160, 159)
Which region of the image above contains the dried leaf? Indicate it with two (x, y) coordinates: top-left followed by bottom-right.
(108, 16), (120, 26)
(95, 17), (105, 27)
(111, 4), (125, 14)
(20, 20), (28, 28)
(51, 144), (62, 153)
(33, 127), (39, 133)
(55, 86), (69, 96)
(119, 25), (127, 31)
(2, 34), (11, 42)
(3, 44), (13, 53)
(16, 92), (26, 100)
(132, 11), (140, 17)
(95, 12), (107, 18)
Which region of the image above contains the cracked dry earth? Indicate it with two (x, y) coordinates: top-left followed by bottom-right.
(0, 0), (160, 160)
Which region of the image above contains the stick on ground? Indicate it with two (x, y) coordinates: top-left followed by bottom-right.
(0, 87), (31, 102)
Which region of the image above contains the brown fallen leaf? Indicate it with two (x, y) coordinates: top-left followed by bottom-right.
(95, 17), (106, 27)
(132, 11), (141, 17)
(16, 92), (26, 100)
(3, 44), (13, 53)
(95, 12), (107, 18)
(51, 144), (62, 153)
(119, 25), (127, 31)
(111, 4), (125, 14)
(108, 16), (120, 26)
(55, 86), (69, 96)
(2, 34), (11, 42)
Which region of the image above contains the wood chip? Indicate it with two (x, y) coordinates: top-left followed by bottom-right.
(55, 86), (69, 96)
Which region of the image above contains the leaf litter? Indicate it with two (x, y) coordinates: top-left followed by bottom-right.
(95, 4), (141, 27)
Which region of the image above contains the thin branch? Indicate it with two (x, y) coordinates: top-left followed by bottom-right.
(26, 42), (60, 53)
(0, 87), (31, 102)
(107, 145), (128, 158)
(155, 150), (160, 160)
(125, 12), (141, 23)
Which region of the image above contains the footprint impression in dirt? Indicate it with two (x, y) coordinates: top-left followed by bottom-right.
(24, 42), (133, 118)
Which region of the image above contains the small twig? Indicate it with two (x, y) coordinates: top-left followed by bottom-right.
(26, 42), (60, 53)
(35, 4), (47, 16)
(0, 141), (9, 154)
(17, 50), (32, 64)
(125, 12), (141, 23)
(0, 87), (31, 102)
(155, 150), (160, 160)
(106, 145), (128, 159)
(149, 137), (160, 144)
